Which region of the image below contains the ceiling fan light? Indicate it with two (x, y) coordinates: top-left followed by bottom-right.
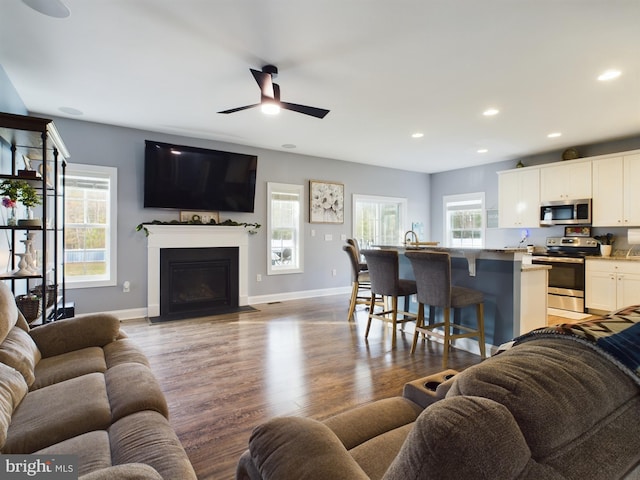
(261, 103), (280, 115)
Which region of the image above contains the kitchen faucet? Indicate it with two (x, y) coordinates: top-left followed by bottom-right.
(404, 230), (419, 245)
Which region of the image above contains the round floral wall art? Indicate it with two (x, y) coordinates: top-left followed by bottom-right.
(310, 180), (344, 224)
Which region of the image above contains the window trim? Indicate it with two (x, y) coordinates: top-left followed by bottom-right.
(64, 163), (117, 289)
(442, 192), (485, 249)
(267, 182), (304, 276)
(352, 193), (408, 247)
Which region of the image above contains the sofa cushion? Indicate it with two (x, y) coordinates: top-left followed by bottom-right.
(350, 423), (414, 480)
(79, 464), (164, 480)
(105, 363), (169, 422)
(103, 338), (151, 368)
(0, 362), (28, 449)
(3, 372), (111, 453)
(0, 282), (19, 343)
(36, 430), (112, 476)
(109, 410), (197, 479)
(323, 397), (423, 450)
(31, 347), (107, 390)
(248, 416), (369, 480)
(382, 395), (564, 480)
(28, 314), (120, 358)
(0, 326), (41, 386)
(449, 339), (639, 459)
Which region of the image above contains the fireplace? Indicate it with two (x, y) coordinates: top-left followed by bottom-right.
(157, 247), (239, 321)
(145, 225), (250, 320)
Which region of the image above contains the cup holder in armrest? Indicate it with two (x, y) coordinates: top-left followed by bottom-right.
(424, 381), (441, 392)
(403, 369), (460, 408)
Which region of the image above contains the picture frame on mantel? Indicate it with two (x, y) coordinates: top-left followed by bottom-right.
(309, 180), (344, 224)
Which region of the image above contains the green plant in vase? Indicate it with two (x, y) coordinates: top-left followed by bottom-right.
(0, 180), (41, 226)
(594, 233), (615, 257)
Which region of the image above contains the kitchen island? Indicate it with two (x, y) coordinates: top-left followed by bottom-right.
(373, 246), (549, 349)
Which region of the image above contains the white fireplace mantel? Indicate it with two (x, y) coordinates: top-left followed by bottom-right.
(146, 225), (250, 318)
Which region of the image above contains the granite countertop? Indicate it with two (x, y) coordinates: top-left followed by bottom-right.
(587, 252), (640, 262)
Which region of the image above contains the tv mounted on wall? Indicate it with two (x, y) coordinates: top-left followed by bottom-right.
(144, 140), (257, 213)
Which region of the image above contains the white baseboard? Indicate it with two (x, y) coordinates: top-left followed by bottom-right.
(95, 307), (148, 322)
(248, 286), (351, 305)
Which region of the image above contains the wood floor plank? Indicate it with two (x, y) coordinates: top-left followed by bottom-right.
(122, 294), (483, 479)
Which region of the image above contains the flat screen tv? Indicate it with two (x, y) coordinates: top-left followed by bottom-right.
(144, 140), (257, 212)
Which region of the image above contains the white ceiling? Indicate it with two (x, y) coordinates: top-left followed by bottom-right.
(1, 0), (639, 173)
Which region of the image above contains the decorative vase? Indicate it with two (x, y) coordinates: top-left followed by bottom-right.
(7, 207), (17, 226)
(14, 253), (31, 276)
(600, 245), (612, 257)
(18, 207), (41, 227)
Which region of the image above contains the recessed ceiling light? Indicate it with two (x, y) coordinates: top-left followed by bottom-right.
(282, 144), (296, 149)
(597, 69), (621, 81)
(22, 0), (70, 18)
(477, 148), (488, 154)
(411, 132), (424, 138)
(547, 132), (562, 138)
(483, 108), (499, 116)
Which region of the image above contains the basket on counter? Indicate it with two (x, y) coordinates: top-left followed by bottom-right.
(16, 294), (42, 323)
(30, 284), (58, 308)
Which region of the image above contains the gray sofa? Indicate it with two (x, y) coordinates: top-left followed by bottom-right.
(237, 310), (640, 479)
(0, 282), (196, 479)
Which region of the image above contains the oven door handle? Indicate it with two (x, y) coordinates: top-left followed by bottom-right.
(531, 256), (585, 264)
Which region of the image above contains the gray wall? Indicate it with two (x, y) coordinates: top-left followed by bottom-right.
(0, 65), (26, 115)
(47, 116), (431, 314)
(430, 136), (640, 251)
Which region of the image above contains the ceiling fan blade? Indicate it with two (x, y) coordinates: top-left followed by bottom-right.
(250, 68), (275, 99)
(218, 104), (260, 114)
(280, 102), (330, 119)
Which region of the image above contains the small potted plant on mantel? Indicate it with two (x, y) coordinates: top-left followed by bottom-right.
(594, 233), (615, 257)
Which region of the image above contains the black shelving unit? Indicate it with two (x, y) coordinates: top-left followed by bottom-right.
(0, 112), (69, 325)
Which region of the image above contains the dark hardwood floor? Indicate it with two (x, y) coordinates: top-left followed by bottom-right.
(121, 294), (483, 480)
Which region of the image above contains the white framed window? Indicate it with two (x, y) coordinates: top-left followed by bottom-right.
(267, 182), (303, 275)
(443, 192), (485, 248)
(352, 194), (407, 247)
(64, 164), (117, 288)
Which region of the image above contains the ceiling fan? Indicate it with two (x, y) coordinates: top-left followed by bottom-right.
(218, 65), (330, 119)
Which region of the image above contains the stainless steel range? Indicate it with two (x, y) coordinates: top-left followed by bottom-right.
(531, 236), (600, 313)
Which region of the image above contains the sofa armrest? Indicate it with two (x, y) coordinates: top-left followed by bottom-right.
(29, 314), (121, 358)
(248, 417), (370, 480)
(79, 464), (163, 480)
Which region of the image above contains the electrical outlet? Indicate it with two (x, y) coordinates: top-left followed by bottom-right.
(332, 269), (337, 276)
(256, 274), (262, 282)
(123, 281), (130, 293)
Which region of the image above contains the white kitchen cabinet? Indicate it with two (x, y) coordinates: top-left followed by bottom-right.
(540, 161), (591, 201)
(518, 265), (549, 335)
(586, 259), (640, 312)
(498, 168), (540, 228)
(592, 153), (640, 226)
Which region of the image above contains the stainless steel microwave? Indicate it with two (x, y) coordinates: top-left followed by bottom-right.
(540, 199), (592, 226)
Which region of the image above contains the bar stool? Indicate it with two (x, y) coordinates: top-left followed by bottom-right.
(343, 244), (373, 321)
(346, 238), (367, 272)
(361, 249), (417, 348)
(405, 250), (486, 367)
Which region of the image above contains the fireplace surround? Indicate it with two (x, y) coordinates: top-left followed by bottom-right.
(146, 225), (249, 320)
